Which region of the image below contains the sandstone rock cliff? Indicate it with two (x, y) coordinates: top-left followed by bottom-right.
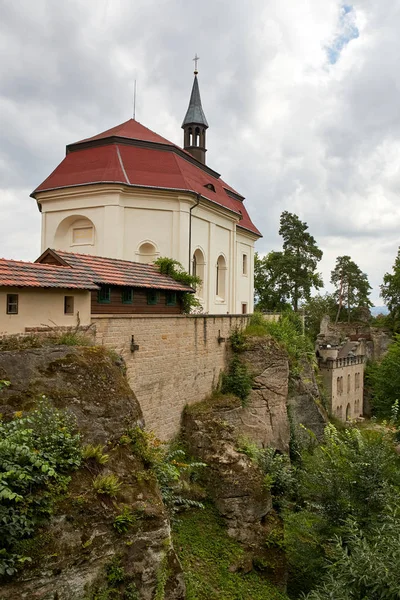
(0, 346), (185, 600)
(182, 334), (327, 545)
(182, 336), (291, 544)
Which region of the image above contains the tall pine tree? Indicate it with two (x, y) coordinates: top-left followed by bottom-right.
(331, 255), (372, 322)
(381, 247), (400, 330)
(278, 211), (323, 311)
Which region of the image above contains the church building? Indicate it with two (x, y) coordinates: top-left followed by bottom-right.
(32, 69), (261, 314)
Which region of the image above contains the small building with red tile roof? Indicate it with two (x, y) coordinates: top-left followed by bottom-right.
(32, 71), (261, 315)
(0, 250), (194, 334)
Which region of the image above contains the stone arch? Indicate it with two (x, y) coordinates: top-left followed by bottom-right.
(216, 254), (227, 301)
(136, 240), (159, 264)
(54, 215), (96, 253)
(192, 247), (206, 299)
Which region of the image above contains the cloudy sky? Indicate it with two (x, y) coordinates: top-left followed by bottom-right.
(1, 0), (400, 304)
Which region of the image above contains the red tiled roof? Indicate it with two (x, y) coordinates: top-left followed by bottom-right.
(73, 119), (174, 146)
(0, 258), (99, 290)
(32, 119), (261, 237)
(38, 250), (194, 292)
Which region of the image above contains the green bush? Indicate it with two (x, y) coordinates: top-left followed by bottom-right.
(82, 444), (109, 465)
(126, 427), (205, 517)
(229, 328), (247, 353)
(245, 311), (313, 374)
(154, 257), (202, 314)
(368, 334), (400, 418)
(237, 438), (296, 502)
(85, 556), (139, 599)
(113, 507), (136, 534)
(93, 474), (121, 498)
(303, 513), (400, 600)
(284, 424), (400, 595)
(0, 401), (81, 576)
(220, 356), (253, 406)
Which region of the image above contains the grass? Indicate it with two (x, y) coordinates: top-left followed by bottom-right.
(172, 503), (289, 600)
(0, 330), (93, 351)
(53, 331), (93, 346)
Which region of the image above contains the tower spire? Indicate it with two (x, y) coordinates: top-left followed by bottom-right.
(182, 57), (209, 164)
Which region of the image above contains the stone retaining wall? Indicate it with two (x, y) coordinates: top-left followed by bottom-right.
(92, 314), (250, 439)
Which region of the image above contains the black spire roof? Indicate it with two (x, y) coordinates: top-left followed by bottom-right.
(181, 75), (209, 129)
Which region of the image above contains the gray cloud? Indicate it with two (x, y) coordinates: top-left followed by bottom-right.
(1, 0), (400, 303)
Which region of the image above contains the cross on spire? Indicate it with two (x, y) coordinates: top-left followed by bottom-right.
(193, 53), (200, 74)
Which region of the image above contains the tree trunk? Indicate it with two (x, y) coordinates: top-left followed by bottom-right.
(348, 284), (351, 323)
(335, 276), (343, 324)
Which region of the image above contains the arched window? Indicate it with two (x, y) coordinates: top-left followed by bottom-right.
(137, 241), (158, 264)
(347, 374), (351, 393)
(192, 248), (206, 299)
(346, 403), (351, 421)
(54, 215), (96, 254)
(216, 255), (227, 301)
(194, 127), (200, 147)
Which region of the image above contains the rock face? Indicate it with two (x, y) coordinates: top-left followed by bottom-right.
(182, 336), (292, 546)
(239, 336), (290, 452)
(318, 317), (392, 362)
(204, 336), (291, 453)
(182, 334), (328, 545)
(288, 359), (327, 441)
(182, 394), (272, 545)
(0, 346), (185, 600)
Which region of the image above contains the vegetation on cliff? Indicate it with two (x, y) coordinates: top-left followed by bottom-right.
(286, 425), (400, 599)
(366, 334), (400, 419)
(154, 257), (201, 313)
(173, 503), (288, 600)
(198, 317), (400, 599)
(0, 399), (82, 576)
(0, 346), (187, 599)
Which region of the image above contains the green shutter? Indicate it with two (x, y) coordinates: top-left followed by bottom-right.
(98, 286), (111, 304)
(147, 290), (159, 305)
(121, 288), (133, 304)
(166, 292), (177, 306)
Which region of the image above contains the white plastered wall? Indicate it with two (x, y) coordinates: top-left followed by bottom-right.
(0, 288), (91, 335)
(236, 230), (256, 314)
(191, 207), (235, 314)
(37, 185), (258, 314)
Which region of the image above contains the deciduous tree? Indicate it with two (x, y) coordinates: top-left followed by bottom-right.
(301, 293), (337, 341)
(254, 251), (291, 312)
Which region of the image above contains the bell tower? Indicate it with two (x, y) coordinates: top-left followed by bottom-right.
(182, 55), (209, 164)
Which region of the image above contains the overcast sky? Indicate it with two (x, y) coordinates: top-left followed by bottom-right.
(1, 0), (400, 304)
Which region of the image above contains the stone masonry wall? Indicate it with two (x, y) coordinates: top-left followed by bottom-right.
(92, 314), (250, 439)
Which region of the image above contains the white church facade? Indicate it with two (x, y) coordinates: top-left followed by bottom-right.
(32, 72), (261, 314)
